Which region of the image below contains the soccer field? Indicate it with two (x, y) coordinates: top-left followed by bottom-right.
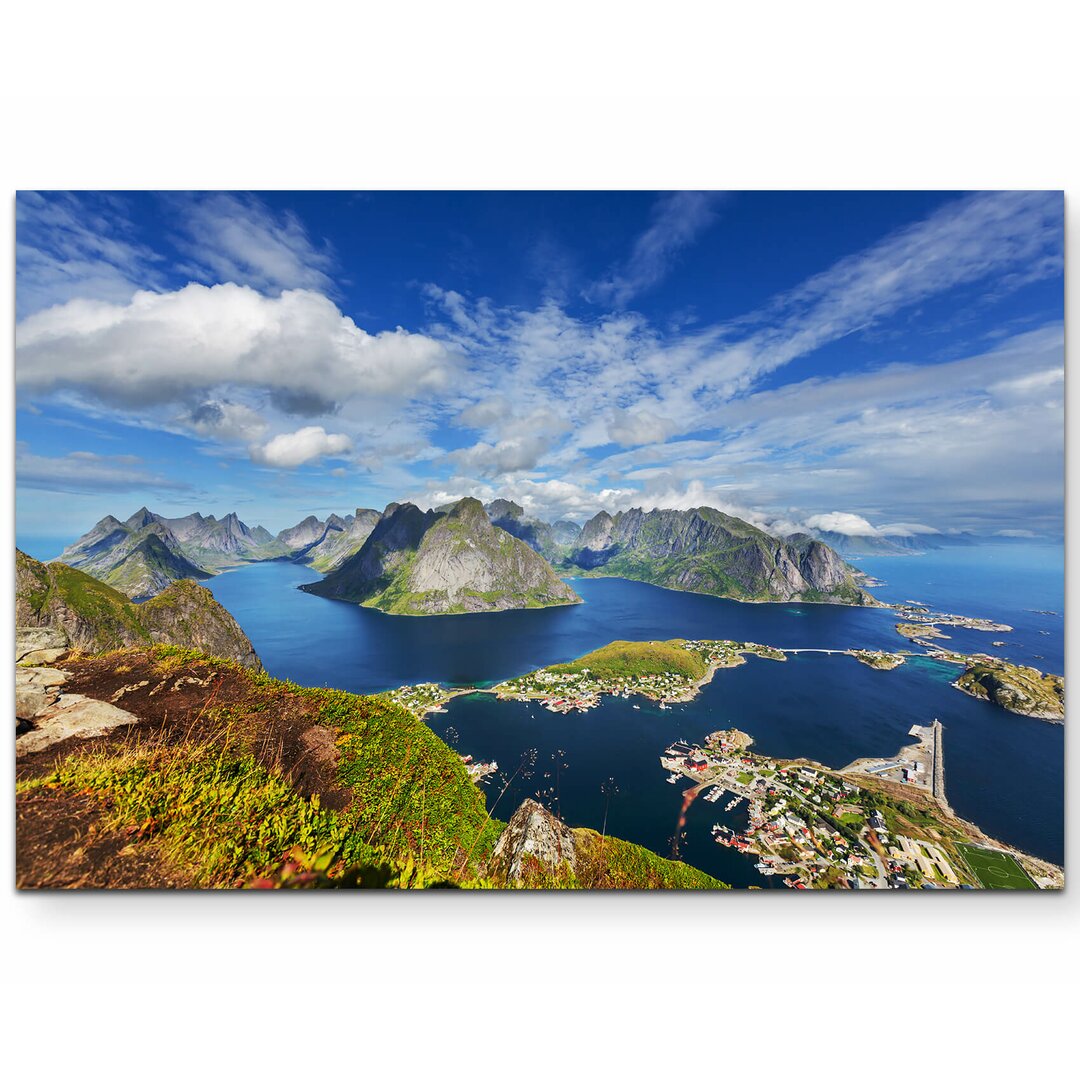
(957, 844), (1037, 889)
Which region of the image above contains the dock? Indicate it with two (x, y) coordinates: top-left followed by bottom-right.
(841, 718), (950, 813)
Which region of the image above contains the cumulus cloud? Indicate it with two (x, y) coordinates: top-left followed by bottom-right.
(804, 512), (881, 537)
(250, 426), (352, 468)
(16, 283), (454, 415)
(447, 434), (555, 477)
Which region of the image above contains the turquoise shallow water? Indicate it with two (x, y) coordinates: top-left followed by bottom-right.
(19, 533), (1063, 879)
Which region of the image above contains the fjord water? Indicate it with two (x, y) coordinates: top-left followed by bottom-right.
(197, 543), (1063, 877)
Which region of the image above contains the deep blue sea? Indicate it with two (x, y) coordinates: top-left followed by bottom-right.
(18, 534), (1064, 880)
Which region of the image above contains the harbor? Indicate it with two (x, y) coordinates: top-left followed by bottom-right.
(653, 723), (1020, 888)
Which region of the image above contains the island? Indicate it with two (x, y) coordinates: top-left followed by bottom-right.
(562, 506), (877, 606)
(950, 656), (1064, 722)
(302, 498), (582, 615)
(895, 622), (950, 641)
(849, 638), (1064, 724)
(848, 649), (906, 670)
(491, 638), (787, 712)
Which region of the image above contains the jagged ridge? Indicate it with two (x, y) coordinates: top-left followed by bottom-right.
(565, 506), (874, 605)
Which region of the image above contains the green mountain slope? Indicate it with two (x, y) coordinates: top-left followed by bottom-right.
(16, 550), (261, 668)
(565, 506), (873, 605)
(16, 644), (725, 889)
(303, 498), (582, 615)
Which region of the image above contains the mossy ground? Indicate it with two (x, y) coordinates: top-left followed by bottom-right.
(20, 552), (151, 647)
(16, 645), (723, 889)
(547, 639), (709, 682)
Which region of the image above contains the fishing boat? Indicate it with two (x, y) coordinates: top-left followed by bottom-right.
(666, 774), (679, 785)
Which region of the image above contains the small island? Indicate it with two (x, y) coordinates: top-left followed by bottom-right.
(848, 649), (906, 670)
(952, 657), (1064, 722)
(492, 638), (786, 712)
(896, 623), (949, 641)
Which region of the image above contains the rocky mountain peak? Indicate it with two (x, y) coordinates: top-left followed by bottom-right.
(125, 506), (159, 530)
(489, 799), (577, 882)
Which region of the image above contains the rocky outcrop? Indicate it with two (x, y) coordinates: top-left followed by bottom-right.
(15, 659), (141, 756)
(565, 506), (872, 605)
(953, 658), (1064, 721)
(303, 498), (581, 615)
(16, 663), (139, 757)
(16, 626), (69, 665)
(488, 799), (577, 882)
(16, 550), (261, 669)
(138, 579), (262, 670)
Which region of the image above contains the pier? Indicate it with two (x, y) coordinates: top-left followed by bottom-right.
(932, 719), (950, 812)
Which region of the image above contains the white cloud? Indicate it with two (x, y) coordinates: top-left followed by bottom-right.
(250, 426), (352, 468)
(184, 399), (269, 443)
(447, 435), (554, 476)
(590, 192), (720, 306)
(172, 192), (336, 294)
(16, 447), (192, 494)
(16, 282), (454, 415)
(804, 512), (881, 537)
(995, 529), (1038, 538)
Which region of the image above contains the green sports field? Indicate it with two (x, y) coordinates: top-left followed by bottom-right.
(957, 844), (1037, 889)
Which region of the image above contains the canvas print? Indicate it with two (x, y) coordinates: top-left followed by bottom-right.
(14, 191), (1064, 890)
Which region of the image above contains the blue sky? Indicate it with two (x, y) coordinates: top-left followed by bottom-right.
(15, 190), (1064, 545)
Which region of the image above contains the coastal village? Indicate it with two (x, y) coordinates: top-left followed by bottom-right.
(491, 639), (787, 714)
(658, 729), (1056, 889)
(373, 615), (1063, 887)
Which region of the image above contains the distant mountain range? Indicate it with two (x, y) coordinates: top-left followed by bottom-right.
(57, 507), (289, 598)
(57, 497), (959, 611)
(809, 529), (977, 557)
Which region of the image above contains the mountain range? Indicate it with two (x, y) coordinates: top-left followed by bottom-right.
(55, 498), (883, 611)
(57, 507), (288, 598)
(562, 507), (872, 604)
(809, 529), (978, 557)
